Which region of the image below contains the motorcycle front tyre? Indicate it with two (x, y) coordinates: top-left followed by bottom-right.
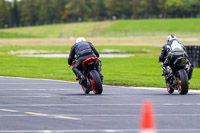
(166, 82), (174, 94)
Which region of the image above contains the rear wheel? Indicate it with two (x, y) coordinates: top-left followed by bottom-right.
(89, 70), (103, 95)
(177, 69), (189, 95)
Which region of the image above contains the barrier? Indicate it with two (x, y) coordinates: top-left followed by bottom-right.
(185, 45), (200, 68)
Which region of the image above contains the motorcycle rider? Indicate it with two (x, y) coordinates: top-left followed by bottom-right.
(159, 35), (193, 79)
(68, 37), (104, 84)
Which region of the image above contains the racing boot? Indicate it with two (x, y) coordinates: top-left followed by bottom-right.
(161, 65), (168, 76)
(72, 67), (85, 84)
(96, 60), (104, 83)
(77, 72), (85, 85)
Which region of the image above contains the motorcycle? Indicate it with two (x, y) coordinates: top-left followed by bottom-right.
(72, 57), (103, 95)
(162, 56), (193, 95)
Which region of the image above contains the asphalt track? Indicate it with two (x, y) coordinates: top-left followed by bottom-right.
(0, 76), (200, 133)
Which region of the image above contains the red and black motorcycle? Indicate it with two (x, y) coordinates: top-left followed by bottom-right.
(72, 57), (103, 95)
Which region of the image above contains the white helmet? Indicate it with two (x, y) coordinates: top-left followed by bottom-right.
(166, 35), (177, 43)
(76, 37), (86, 43)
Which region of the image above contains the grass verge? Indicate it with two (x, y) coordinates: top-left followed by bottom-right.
(0, 18), (200, 38)
(0, 45), (199, 89)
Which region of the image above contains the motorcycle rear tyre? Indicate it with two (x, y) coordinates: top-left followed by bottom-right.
(89, 70), (103, 95)
(177, 69), (189, 95)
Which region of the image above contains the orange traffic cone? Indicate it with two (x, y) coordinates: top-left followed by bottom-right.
(140, 101), (157, 133)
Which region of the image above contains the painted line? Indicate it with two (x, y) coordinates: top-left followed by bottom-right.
(0, 113), (200, 117)
(25, 112), (49, 116)
(0, 89), (72, 91)
(25, 112), (81, 120)
(0, 83), (64, 84)
(0, 109), (19, 112)
(0, 115), (27, 117)
(55, 115), (81, 120)
(0, 111), (81, 120)
(0, 129), (199, 133)
(0, 96), (53, 98)
(46, 113), (200, 117)
(0, 76), (77, 84)
(0, 103), (200, 107)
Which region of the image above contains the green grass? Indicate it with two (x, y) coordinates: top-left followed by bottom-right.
(0, 18), (200, 38)
(0, 21), (113, 38)
(0, 45), (199, 89)
(0, 32), (36, 38)
(98, 19), (200, 36)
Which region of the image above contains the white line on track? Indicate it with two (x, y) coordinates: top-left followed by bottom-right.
(0, 76), (77, 84)
(0, 89), (72, 91)
(0, 129), (200, 133)
(1, 113), (200, 117)
(25, 112), (49, 116)
(0, 109), (19, 112)
(0, 83), (65, 84)
(0, 103), (200, 107)
(0, 108), (81, 120)
(55, 115), (81, 120)
(30, 114), (200, 117)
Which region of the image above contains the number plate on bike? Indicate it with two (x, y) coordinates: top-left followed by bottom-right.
(181, 58), (186, 62)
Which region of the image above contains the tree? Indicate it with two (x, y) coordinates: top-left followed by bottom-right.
(62, 0), (91, 22)
(19, 0), (39, 25)
(105, 0), (132, 19)
(182, 0), (200, 17)
(165, 0), (185, 17)
(53, 0), (68, 22)
(38, 0), (54, 24)
(90, 0), (107, 21)
(0, 0), (10, 28)
(157, 0), (167, 18)
(131, 0), (152, 18)
(11, 0), (19, 26)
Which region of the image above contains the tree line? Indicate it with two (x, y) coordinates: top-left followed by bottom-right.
(0, 0), (200, 28)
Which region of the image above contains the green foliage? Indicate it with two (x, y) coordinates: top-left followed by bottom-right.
(131, 0), (151, 18)
(0, 31), (36, 38)
(0, 0), (11, 27)
(1, 0), (200, 28)
(165, 0), (185, 16)
(105, 0), (132, 19)
(19, 0), (39, 25)
(62, 0), (91, 21)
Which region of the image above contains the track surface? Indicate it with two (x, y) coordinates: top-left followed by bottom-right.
(0, 76), (200, 133)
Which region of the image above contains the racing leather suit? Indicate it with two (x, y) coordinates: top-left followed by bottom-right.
(159, 39), (193, 79)
(68, 41), (103, 83)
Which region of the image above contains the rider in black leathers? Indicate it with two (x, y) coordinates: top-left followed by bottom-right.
(159, 35), (193, 79)
(68, 37), (103, 84)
